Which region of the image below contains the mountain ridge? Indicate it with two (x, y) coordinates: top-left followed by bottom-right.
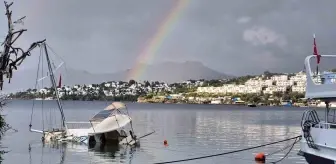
(3, 61), (233, 93)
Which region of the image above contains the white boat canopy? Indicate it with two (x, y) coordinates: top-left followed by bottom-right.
(90, 102), (128, 122)
(104, 102), (127, 110)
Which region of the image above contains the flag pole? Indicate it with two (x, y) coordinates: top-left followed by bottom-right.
(58, 74), (62, 88)
(313, 34), (319, 76)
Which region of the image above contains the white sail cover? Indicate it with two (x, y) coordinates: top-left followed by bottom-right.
(89, 114), (131, 135)
(104, 102), (126, 110)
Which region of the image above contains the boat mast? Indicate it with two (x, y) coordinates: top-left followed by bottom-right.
(325, 101), (329, 123)
(43, 43), (67, 130)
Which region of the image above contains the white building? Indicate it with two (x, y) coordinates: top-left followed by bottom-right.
(196, 72), (307, 95)
(271, 75), (288, 81)
(292, 86), (305, 93)
(263, 80), (274, 87)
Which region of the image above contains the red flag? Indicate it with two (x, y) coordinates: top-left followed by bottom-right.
(313, 34), (321, 64)
(58, 74), (62, 88)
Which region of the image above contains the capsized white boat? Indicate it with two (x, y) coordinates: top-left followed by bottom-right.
(65, 102), (140, 146)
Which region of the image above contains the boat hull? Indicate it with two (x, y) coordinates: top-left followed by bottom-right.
(247, 104), (257, 107)
(88, 129), (139, 146)
(300, 126), (336, 164)
(299, 151), (335, 164)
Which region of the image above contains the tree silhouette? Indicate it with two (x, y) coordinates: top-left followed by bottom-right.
(0, 2), (46, 161)
(129, 79), (136, 85)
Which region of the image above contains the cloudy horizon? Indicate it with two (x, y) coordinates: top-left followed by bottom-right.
(2, 0), (336, 77)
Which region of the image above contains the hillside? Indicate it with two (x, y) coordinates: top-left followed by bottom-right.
(3, 61), (233, 93)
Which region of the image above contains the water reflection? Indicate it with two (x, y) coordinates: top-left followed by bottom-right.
(28, 142), (137, 164)
(28, 142), (66, 164)
(3, 101), (310, 164)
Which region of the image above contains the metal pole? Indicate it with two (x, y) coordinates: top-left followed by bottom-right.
(325, 101), (329, 127)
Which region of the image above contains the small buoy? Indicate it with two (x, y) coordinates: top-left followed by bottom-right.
(255, 153), (266, 163)
(163, 140), (168, 146)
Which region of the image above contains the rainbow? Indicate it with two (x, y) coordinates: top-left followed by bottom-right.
(127, 0), (190, 81)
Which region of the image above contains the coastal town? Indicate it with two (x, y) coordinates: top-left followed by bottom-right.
(9, 71), (330, 107)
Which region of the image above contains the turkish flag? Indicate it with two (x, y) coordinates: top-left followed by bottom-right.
(313, 34), (321, 64)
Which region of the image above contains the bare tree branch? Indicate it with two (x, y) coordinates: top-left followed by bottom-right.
(0, 1), (46, 90)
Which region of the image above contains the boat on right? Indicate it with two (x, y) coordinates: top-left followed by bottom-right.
(299, 53), (336, 164)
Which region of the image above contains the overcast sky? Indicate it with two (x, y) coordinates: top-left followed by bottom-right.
(3, 0), (336, 76)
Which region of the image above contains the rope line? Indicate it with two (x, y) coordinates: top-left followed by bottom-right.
(268, 137), (300, 164)
(41, 47), (45, 132)
(29, 49), (42, 128)
(125, 106), (136, 137)
(45, 43), (69, 88)
(153, 135), (301, 164)
(266, 137), (299, 157)
(141, 145), (253, 162)
(141, 135), (299, 164)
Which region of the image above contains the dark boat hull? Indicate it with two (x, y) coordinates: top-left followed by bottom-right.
(300, 151), (335, 164)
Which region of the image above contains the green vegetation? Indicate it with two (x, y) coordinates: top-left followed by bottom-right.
(11, 90), (139, 102)
(171, 83), (197, 93)
(201, 79), (225, 87)
(223, 75), (256, 85)
(262, 71), (285, 79)
(61, 94), (138, 101)
(181, 91), (305, 105)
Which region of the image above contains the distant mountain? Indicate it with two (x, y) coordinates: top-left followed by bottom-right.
(126, 61), (233, 83)
(2, 61), (233, 93)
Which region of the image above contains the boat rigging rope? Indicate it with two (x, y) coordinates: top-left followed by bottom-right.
(37, 62), (63, 82)
(268, 137), (300, 164)
(153, 135), (302, 164)
(125, 105), (135, 135)
(41, 47), (45, 132)
(29, 49), (42, 129)
(47, 45), (65, 130)
(45, 43), (69, 88)
(28, 144), (32, 164)
(266, 136), (300, 157)
(140, 134), (298, 164)
(141, 144), (253, 162)
(45, 44), (67, 67)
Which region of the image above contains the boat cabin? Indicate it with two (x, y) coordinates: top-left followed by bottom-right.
(305, 55), (336, 100)
(304, 55), (336, 125)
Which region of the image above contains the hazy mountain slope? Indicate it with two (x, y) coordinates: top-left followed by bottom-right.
(3, 61), (232, 92)
(129, 61), (232, 83)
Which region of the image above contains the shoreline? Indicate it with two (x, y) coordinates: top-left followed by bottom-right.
(8, 98), (319, 108)
(9, 98), (335, 109)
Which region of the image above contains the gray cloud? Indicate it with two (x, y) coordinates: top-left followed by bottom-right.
(2, 0), (336, 76)
(243, 26), (287, 47)
(237, 16), (251, 24)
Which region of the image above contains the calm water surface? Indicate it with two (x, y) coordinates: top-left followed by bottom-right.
(1, 100), (317, 164)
